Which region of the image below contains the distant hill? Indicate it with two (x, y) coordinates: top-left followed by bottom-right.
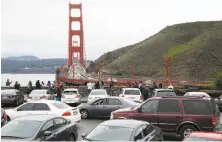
(96, 21), (222, 81)
(1, 57), (91, 74)
(6, 56), (40, 61)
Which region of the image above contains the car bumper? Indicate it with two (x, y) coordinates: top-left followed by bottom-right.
(61, 98), (81, 104)
(64, 113), (81, 123)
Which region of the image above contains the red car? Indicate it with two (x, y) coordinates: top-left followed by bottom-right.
(183, 132), (222, 141)
(111, 96), (220, 139)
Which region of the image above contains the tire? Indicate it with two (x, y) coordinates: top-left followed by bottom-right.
(179, 125), (197, 140)
(7, 116), (10, 122)
(68, 134), (76, 141)
(80, 109), (89, 119)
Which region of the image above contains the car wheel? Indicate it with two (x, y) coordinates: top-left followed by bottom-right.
(179, 125), (197, 140)
(7, 116), (10, 122)
(68, 134), (76, 141)
(80, 109), (88, 119)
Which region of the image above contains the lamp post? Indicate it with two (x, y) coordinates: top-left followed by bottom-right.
(165, 57), (172, 86)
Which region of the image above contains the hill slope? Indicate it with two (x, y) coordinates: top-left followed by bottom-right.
(96, 21), (222, 81)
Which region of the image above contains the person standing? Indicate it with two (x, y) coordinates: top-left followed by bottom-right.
(27, 81), (33, 94)
(87, 81), (93, 94)
(14, 81), (20, 90)
(100, 80), (104, 89)
(36, 80), (41, 89)
(56, 82), (62, 101)
(47, 81), (51, 87)
(6, 79), (12, 86)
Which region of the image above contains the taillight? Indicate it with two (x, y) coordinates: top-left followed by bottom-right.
(61, 95), (65, 98)
(3, 113), (7, 119)
(75, 94), (80, 98)
(140, 95), (143, 100)
(62, 112), (71, 116)
(41, 96), (46, 99)
(212, 115), (216, 126)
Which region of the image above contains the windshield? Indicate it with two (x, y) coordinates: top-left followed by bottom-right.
(86, 125), (133, 141)
(190, 94), (210, 97)
(1, 90), (15, 95)
(30, 90), (46, 95)
(184, 136), (221, 141)
(90, 90), (107, 95)
(63, 90), (78, 94)
(124, 90), (140, 95)
(1, 120), (42, 139)
(52, 102), (71, 109)
(156, 91), (176, 97)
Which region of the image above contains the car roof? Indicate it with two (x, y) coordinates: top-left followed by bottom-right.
(154, 89), (174, 91)
(64, 88), (78, 91)
(189, 132), (222, 140)
(13, 114), (57, 122)
(123, 88), (140, 90)
(186, 92), (208, 95)
(91, 89), (106, 91)
(26, 100), (60, 104)
(100, 119), (148, 129)
(152, 96), (212, 100)
(1, 89), (18, 92)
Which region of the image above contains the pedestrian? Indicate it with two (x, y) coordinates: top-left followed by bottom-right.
(133, 82), (138, 88)
(158, 82), (163, 88)
(142, 86), (150, 101)
(35, 80), (41, 89)
(41, 81), (44, 86)
(139, 83), (144, 93)
(87, 81), (93, 94)
(6, 79), (12, 86)
(47, 81), (51, 87)
(95, 81), (100, 89)
(14, 81), (20, 90)
(100, 80), (104, 89)
(109, 79), (114, 96)
(27, 81), (33, 94)
(56, 82), (62, 101)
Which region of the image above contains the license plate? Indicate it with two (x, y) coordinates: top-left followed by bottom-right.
(33, 97), (40, 100)
(129, 97), (135, 99)
(66, 101), (74, 103)
(73, 111), (78, 115)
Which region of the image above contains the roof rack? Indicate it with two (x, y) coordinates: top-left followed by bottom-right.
(161, 96), (206, 99)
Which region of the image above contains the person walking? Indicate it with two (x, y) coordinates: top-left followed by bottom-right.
(56, 82), (62, 101)
(41, 81), (45, 86)
(87, 81), (93, 94)
(47, 81), (51, 87)
(27, 81), (33, 94)
(95, 81), (100, 89)
(14, 81), (20, 90)
(6, 79), (12, 86)
(142, 86), (150, 101)
(36, 80), (41, 89)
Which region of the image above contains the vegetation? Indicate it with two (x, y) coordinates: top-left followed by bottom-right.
(96, 21), (222, 81)
(214, 72), (222, 90)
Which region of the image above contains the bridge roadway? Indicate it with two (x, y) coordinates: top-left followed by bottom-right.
(2, 105), (222, 141)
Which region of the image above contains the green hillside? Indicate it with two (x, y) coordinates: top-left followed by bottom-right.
(96, 21), (222, 81)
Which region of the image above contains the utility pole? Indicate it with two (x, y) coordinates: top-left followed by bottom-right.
(165, 57), (172, 86)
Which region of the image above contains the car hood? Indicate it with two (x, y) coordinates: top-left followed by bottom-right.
(113, 107), (136, 113)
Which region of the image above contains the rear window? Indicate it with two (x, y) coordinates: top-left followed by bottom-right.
(1, 90), (15, 95)
(184, 136), (221, 141)
(63, 91), (78, 94)
(182, 100), (212, 115)
(30, 90), (46, 95)
(90, 90), (107, 95)
(51, 102), (71, 109)
(156, 91), (176, 97)
(124, 90), (140, 95)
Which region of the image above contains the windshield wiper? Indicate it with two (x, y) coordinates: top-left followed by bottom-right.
(2, 136), (25, 139)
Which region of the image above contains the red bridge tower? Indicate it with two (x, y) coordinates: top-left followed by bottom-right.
(68, 3), (86, 68)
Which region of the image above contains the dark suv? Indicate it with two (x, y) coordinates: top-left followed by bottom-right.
(112, 96), (221, 139)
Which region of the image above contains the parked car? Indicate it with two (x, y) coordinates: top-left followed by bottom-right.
(81, 119), (163, 141)
(1, 115), (78, 141)
(87, 89), (109, 103)
(5, 100), (81, 123)
(151, 89), (176, 97)
(1, 89), (24, 106)
(119, 88), (143, 103)
(111, 96), (221, 139)
(61, 88), (81, 105)
(79, 97), (140, 119)
(183, 132), (222, 141)
(184, 92), (210, 97)
(1, 108), (8, 127)
(27, 89), (55, 102)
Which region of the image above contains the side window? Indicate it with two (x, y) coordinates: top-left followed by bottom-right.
(41, 120), (54, 132)
(17, 103), (35, 111)
(93, 99), (108, 105)
(134, 127), (143, 141)
(54, 118), (67, 129)
(33, 103), (50, 111)
(142, 125), (154, 137)
(108, 99), (122, 105)
(182, 100), (212, 115)
(141, 100), (159, 113)
(158, 100), (180, 113)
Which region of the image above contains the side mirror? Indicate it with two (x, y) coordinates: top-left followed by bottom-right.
(81, 133), (86, 139)
(43, 131), (52, 137)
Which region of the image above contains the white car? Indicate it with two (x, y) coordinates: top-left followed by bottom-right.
(5, 100), (81, 123)
(61, 88), (81, 105)
(184, 92), (210, 97)
(87, 89), (109, 103)
(119, 88), (143, 103)
(27, 89), (55, 102)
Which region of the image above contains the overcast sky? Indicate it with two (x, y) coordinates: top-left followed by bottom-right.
(2, 0), (222, 60)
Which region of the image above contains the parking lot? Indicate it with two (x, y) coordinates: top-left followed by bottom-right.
(2, 105), (222, 141)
